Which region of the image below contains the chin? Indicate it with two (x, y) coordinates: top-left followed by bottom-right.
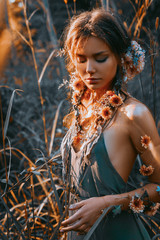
(87, 84), (108, 92)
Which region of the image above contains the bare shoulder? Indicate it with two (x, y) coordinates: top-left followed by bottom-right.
(122, 97), (151, 120)
(121, 96), (160, 148)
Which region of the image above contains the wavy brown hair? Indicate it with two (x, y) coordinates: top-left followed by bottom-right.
(63, 8), (131, 89)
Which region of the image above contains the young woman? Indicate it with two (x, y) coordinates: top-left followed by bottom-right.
(60, 8), (160, 240)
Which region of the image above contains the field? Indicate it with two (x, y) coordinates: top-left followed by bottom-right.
(0, 0), (160, 239)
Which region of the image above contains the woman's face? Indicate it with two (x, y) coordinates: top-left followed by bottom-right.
(74, 36), (118, 92)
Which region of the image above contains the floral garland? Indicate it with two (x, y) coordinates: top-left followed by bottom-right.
(70, 79), (123, 145)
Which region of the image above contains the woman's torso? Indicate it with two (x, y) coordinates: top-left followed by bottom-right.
(71, 96), (141, 183)
(68, 99), (151, 239)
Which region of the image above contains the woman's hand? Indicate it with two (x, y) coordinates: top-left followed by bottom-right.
(61, 197), (106, 234)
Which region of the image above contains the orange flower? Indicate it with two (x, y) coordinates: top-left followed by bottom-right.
(100, 106), (112, 120)
(146, 203), (160, 216)
(109, 94), (123, 107)
(64, 0), (68, 4)
(139, 165), (154, 176)
(129, 196), (145, 213)
(145, 203), (160, 216)
(106, 90), (115, 97)
(141, 135), (151, 149)
(72, 92), (80, 105)
(72, 79), (84, 92)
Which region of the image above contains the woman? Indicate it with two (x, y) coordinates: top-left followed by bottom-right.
(60, 8), (160, 240)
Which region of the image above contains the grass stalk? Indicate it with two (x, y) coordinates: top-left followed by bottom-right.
(150, 36), (156, 119)
(22, 0), (49, 155)
(31, 184), (37, 239)
(49, 100), (64, 156)
(64, 2), (71, 19)
(73, 0), (76, 14)
(106, 0), (109, 11)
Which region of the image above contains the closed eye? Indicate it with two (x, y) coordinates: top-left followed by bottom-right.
(96, 56), (108, 63)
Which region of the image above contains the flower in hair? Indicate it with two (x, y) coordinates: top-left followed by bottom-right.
(139, 164), (154, 176)
(71, 79), (85, 92)
(141, 135), (151, 149)
(129, 195), (145, 213)
(109, 94), (123, 107)
(122, 40), (145, 82)
(100, 106), (112, 120)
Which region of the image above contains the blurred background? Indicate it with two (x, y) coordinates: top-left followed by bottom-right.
(0, 0), (160, 239)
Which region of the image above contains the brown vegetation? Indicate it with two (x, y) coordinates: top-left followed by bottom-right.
(0, 0), (160, 239)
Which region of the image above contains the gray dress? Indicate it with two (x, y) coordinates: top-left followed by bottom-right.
(63, 132), (151, 240)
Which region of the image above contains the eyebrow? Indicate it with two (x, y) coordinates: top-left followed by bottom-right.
(76, 51), (109, 57)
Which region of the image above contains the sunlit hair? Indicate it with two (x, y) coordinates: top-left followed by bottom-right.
(63, 8), (131, 86)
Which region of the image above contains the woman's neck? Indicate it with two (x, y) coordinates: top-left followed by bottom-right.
(82, 87), (112, 107)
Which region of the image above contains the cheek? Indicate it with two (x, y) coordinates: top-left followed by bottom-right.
(101, 62), (117, 80)
(107, 60), (118, 75)
(75, 64), (85, 76)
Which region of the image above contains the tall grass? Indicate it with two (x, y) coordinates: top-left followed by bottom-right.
(0, 0), (160, 239)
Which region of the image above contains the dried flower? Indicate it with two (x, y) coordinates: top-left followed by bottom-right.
(139, 165), (154, 176)
(72, 88), (124, 143)
(141, 135), (151, 149)
(100, 106), (112, 120)
(109, 94), (123, 107)
(145, 203), (160, 216)
(71, 79), (84, 92)
(129, 196), (145, 213)
(106, 90), (115, 97)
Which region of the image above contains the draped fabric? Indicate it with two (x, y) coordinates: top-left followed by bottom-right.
(64, 133), (151, 240)
(61, 93), (151, 239)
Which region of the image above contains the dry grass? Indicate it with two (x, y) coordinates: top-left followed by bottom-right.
(0, 0), (160, 239)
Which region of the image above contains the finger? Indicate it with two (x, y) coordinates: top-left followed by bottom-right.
(61, 211), (81, 226)
(83, 227), (90, 233)
(69, 201), (84, 210)
(60, 219), (83, 233)
(78, 224), (90, 233)
(77, 226), (90, 235)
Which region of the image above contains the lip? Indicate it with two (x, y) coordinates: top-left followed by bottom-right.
(86, 78), (101, 84)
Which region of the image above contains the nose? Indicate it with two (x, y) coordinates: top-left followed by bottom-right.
(86, 59), (96, 74)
